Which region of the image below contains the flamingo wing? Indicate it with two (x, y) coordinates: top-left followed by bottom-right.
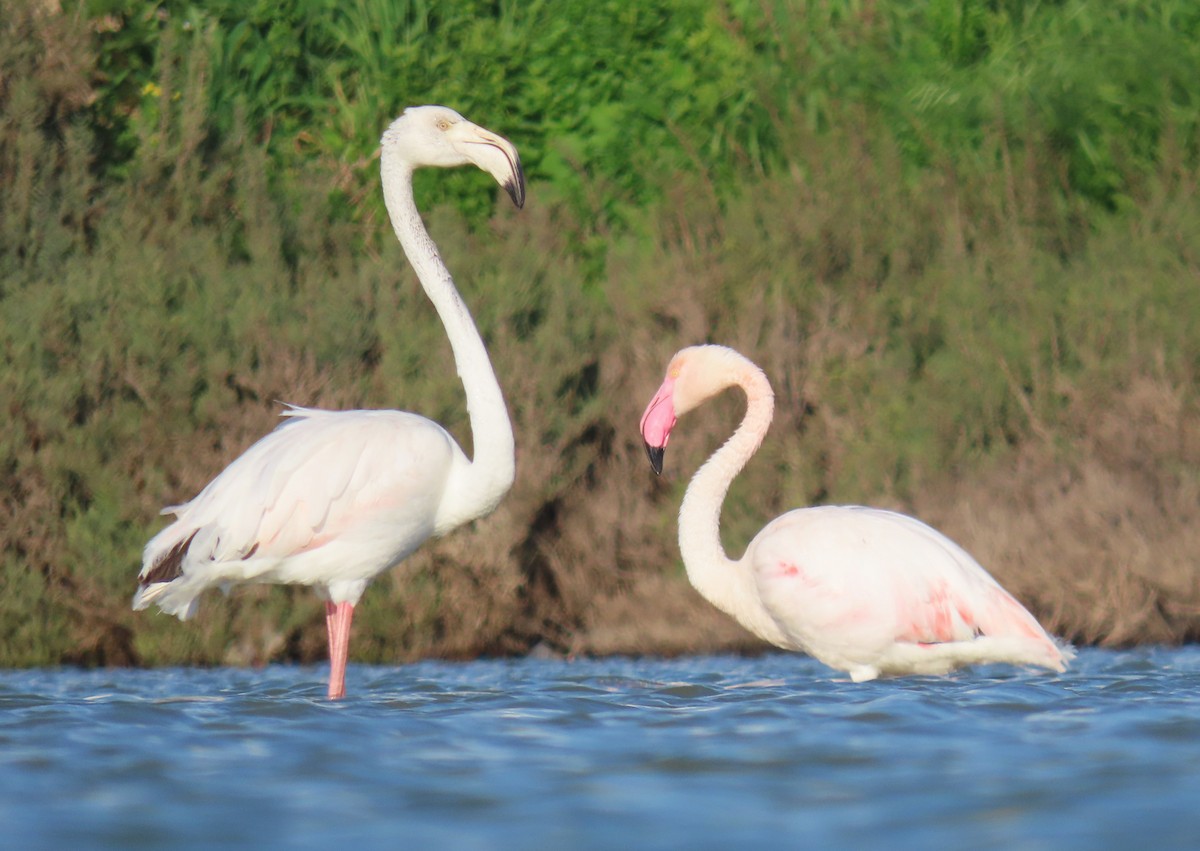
(748, 506), (1066, 676)
(138, 407), (461, 614)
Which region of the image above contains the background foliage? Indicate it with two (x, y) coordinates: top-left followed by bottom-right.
(2, 0), (1199, 667)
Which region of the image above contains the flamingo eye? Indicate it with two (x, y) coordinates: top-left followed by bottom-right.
(435, 118), (451, 131)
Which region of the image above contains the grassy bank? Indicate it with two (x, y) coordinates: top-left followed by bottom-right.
(2, 0), (1198, 668)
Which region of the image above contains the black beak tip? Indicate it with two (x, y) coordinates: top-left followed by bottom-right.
(504, 181), (523, 209)
(644, 443), (665, 476)
(505, 160), (526, 209)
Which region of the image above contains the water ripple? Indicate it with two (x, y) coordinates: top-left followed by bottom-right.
(2, 648), (1200, 849)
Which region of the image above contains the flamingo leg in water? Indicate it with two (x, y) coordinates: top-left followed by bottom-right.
(324, 601), (355, 700)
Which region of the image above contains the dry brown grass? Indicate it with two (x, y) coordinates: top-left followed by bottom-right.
(915, 376), (1200, 647)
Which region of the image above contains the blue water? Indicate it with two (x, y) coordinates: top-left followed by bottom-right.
(2, 648), (1199, 850)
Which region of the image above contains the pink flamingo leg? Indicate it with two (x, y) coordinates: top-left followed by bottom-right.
(324, 601), (355, 700)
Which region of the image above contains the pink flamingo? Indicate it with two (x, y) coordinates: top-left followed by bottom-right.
(640, 345), (1073, 680)
(135, 106), (524, 699)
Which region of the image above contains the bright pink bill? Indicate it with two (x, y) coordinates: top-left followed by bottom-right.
(640, 378), (677, 449)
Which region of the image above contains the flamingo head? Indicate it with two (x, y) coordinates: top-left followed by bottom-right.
(381, 105), (525, 208)
(640, 345), (763, 475)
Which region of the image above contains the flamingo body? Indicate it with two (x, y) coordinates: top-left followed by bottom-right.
(136, 106), (524, 699)
(641, 345), (1072, 681)
(747, 506), (1069, 680)
(136, 408), (463, 619)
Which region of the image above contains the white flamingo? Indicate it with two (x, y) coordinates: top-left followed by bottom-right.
(135, 106), (524, 699)
(640, 345), (1073, 681)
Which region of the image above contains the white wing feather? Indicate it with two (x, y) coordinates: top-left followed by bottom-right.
(137, 407), (465, 618)
(749, 506), (1070, 678)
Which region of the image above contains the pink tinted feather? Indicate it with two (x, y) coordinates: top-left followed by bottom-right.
(749, 505), (1067, 670)
(145, 409), (456, 571)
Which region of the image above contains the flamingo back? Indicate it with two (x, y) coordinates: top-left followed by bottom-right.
(747, 505), (1070, 677)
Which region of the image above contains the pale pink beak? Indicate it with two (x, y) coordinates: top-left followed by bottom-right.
(640, 377), (678, 475)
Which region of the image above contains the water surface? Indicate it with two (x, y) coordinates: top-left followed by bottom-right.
(2, 648), (1198, 849)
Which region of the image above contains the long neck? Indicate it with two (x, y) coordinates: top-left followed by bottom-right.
(678, 364), (775, 629)
(380, 153), (515, 520)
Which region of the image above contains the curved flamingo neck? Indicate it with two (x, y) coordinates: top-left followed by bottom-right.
(380, 151), (515, 522)
(677, 360), (774, 624)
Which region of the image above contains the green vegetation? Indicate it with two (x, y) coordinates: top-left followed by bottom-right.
(2, 0), (1199, 668)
